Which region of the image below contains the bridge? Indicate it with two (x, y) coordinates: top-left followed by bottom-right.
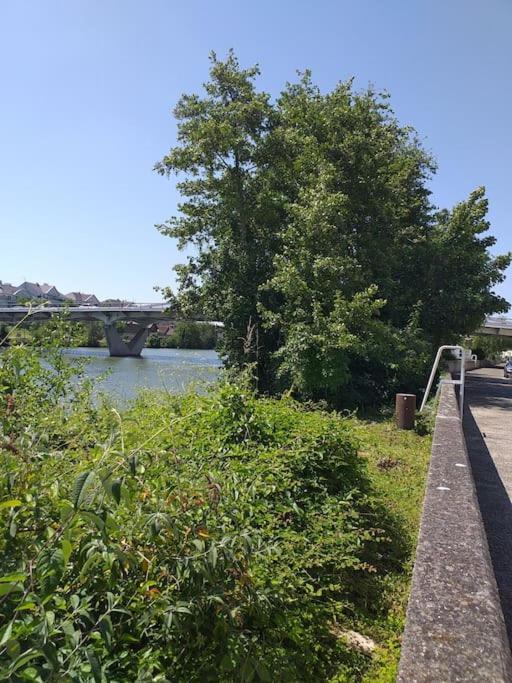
(0, 304), (214, 357)
(0, 306), (510, 357)
(477, 315), (512, 337)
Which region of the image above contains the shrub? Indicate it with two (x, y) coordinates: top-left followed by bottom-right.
(0, 344), (398, 680)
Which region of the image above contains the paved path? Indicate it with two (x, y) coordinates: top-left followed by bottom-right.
(464, 367), (512, 646)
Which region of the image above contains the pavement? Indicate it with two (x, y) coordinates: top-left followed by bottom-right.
(464, 367), (512, 647)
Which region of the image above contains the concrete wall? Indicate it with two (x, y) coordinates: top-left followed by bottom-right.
(446, 359), (495, 374)
(397, 382), (512, 682)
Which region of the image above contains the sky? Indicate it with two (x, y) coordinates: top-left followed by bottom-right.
(0, 0), (511, 304)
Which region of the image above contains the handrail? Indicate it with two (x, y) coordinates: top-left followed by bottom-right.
(420, 345), (466, 415)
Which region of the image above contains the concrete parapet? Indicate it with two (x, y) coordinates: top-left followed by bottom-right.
(446, 359), (495, 374)
(397, 382), (512, 682)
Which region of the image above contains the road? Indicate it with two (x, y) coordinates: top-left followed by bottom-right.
(464, 367), (512, 646)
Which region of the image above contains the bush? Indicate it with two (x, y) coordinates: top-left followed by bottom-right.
(147, 333), (162, 348)
(168, 322), (218, 349)
(147, 323), (218, 350)
(0, 341), (404, 681)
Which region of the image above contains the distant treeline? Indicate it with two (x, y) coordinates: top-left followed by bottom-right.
(0, 320), (219, 350)
(147, 321), (218, 350)
(0, 321), (104, 348)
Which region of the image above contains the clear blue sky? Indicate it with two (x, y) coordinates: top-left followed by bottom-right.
(1, 0), (511, 305)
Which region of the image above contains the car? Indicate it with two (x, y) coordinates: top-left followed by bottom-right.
(504, 360), (512, 379)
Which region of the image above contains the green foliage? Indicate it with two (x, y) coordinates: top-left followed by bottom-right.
(171, 321), (217, 349)
(0, 341), (431, 681)
(418, 188), (511, 347)
(146, 333), (163, 348)
(470, 334), (511, 360)
(0, 314), (93, 444)
(6, 319), (105, 349)
(83, 321), (104, 348)
(148, 322), (218, 350)
(155, 50), (286, 386)
(157, 52), (510, 406)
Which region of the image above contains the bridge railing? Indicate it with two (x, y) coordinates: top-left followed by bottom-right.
(0, 303), (169, 312)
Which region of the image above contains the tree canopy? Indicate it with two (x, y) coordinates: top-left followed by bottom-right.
(156, 51), (510, 405)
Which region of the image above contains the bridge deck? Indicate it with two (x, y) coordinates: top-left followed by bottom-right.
(464, 367), (512, 648)
(0, 304), (171, 324)
(477, 316), (512, 337)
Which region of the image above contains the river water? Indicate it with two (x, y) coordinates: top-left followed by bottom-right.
(63, 347), (222, 402)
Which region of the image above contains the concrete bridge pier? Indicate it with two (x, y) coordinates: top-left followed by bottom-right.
(104, 323), (151, 357)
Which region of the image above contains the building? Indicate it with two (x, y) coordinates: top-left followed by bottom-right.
(0, 281), (101, 307)
(0, 280), (65, 305)
(65, 292), (100, 306)
(0, 282), (17, 306)
(40, 283), (66, 304)
(9, 281), (66, 305)
(13, 281), (45, 302)
(155, 322), (176, 336)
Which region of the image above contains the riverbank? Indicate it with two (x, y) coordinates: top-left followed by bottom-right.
(0, 341), (431, 680)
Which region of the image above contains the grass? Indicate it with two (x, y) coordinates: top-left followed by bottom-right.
(350, 417), (431, 681)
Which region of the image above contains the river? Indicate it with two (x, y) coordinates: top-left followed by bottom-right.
(63, 347), (222, 402)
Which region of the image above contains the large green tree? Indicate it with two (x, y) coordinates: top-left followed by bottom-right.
(260, 75), (437, 402)
(155, 51), (286, 385)
(157, 52), (510, 404)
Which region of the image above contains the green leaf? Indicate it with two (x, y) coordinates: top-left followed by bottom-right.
(0, 583), (22, 597)
(37, 547), (65, 597)
(17, 601), (36, 611)
(8, 649), (42, 676)
(80, 510), (105, 531)
(42, 642), (59, 671)
(99, 614), (113, 649)
(0, 499), (22, 510)
(86, 648), (102, 683)
(209, 595), (225, 606)
(72, 470), (95, 509)
(0, 621), (13, 646)
(5, 638), (20, 659)
(61, 620), (79, 646)
(0, 573), (26, 583)
(102, 474), (122, 505)
(61, 539), (72, 565)
(79, 551), (101, 580)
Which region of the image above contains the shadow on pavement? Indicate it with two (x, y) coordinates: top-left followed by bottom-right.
(463, 406), (512, 647)
(464, 374), (512, 410)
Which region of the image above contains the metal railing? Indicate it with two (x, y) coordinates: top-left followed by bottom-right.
(420, 345), (467, 415)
